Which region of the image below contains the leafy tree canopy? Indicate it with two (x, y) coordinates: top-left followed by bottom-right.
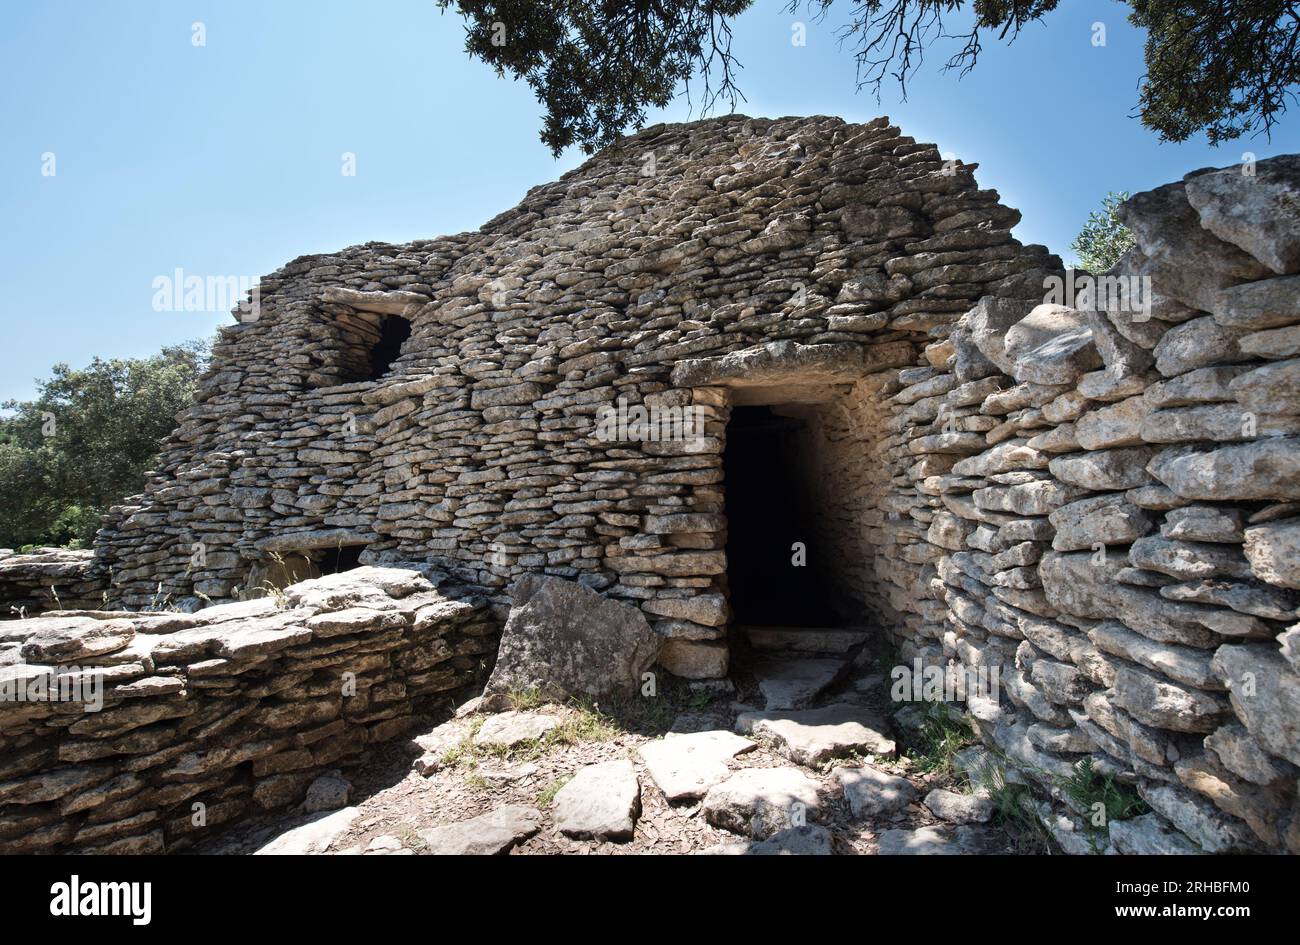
(1070, 191), (1136, 274)
(0, 340), (209, 550)
(439, 1), (1300, 155)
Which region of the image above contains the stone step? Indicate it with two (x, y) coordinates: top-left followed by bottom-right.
(751, 657), (852, 710)
(743, 625), (870, 655)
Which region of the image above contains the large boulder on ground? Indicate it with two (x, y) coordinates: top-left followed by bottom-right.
(484, 575), (662, 701)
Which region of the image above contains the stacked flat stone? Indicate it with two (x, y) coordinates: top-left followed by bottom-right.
(0, 116), (1295, 853)
(84, 115), (1056, 646)
(0, 567), (494, 853)
(0, 548), (106, 617)
(909, 158), (1300, 854)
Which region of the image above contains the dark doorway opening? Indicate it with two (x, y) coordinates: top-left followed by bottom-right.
(368, 315), (411, 380)
(723, 405), (839, 627)
(251, 544), (366, 597)
(320, 544), (365, 573)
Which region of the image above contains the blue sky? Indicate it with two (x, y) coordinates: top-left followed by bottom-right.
(3, 0), (1298, 402)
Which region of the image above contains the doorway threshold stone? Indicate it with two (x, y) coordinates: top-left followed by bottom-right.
(751, 657), (850, 709)
(745, 626), (870, 654)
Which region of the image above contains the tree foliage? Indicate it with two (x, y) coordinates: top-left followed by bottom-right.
(0, 341), (209, 550)
(439, 1), (1300, 154)
(1130, 0), (1300, 144)
(1070, 191), (1136, 274)
(438, 0), (753, 155)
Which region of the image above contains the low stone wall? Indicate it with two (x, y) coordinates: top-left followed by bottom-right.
(0, 566), (496, 853)
(0, 548), (107, 618)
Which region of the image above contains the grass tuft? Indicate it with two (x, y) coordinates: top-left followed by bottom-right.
(908, 701), (977, 776)
(536, 774), (573, 808)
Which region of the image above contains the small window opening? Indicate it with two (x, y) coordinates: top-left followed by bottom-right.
(245, 545), (367, 598)
(319, 544), (365, 573)
(368, 314), (411, 380)
(312, 312), (412, 387)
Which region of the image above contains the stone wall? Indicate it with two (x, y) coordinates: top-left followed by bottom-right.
(902, 159), (1300, 853)
(1, 116), (1296, 853)
(85, 114), (1058, 657)
(0, 567), (495, 853)
(0, 549), (106, 618)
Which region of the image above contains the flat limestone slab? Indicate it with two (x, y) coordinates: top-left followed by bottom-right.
(736, 703), (896, 766)
(703, 767), (825, 839)
(752, 658), (848, 710)
(745, 627), (869, 654)
(924, 788), (995, 824)
(254, 807), (360, 855)
(553, 759), (641, 840)
(473, 711), (558, 750)
(418, 805), (541, 855)
(638, 730), (757, 801)
(876, 825), (1003, 855)
(699, 824), (833, 855)
(835, 765), (917, 818)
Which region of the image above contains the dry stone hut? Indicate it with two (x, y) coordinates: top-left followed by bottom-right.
(2, 115), (1298, 854)
(95, 114), (1062, 666)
